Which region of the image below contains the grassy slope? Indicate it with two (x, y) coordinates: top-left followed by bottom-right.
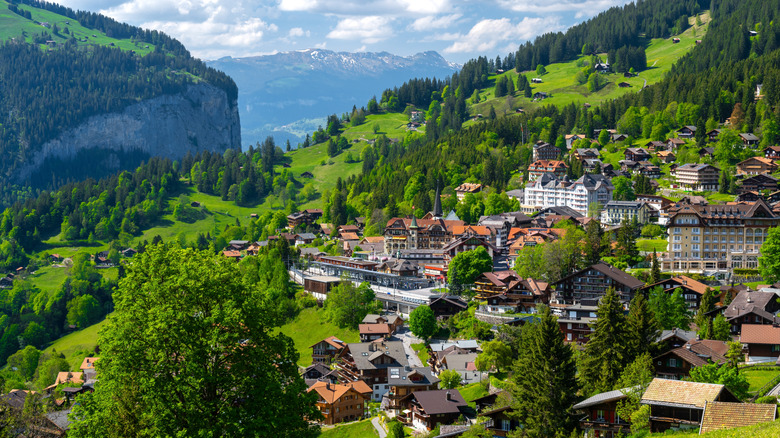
(666, 420), (780, 437)
(319, 419), (378, 438)
(743, 368), (780, 396)
(0, 0), (156, 54)
(41, 318), (107, 370)
(277, 307), (359, 367)
(469, 13), (709, 119)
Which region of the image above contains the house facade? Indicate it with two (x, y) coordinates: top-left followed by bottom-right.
(383, 217), (463, 254)
(553, 262), (644, 304)
(532, 141), (560, 161)
(527, 160), (568, 181)
(408, 390), (467, 431)
(739, 324), (780, 363)
(600, 201), (652, 226)
(674, 164), (720, 191)
(523, 173), (614, 216)
(662, 200), (780, 275)
(736, 157), (777, 175)
(573, 388), (632, 437)
(308, 381), (371, 425)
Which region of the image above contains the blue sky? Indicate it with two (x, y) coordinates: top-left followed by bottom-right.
(53, 0), (633, 63)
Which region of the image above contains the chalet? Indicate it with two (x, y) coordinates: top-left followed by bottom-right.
(618, 82), (631, 88)
(667, 138), (686, 150)
(645, 140), (667, 151)
(699, 401), (777, 434)
(301, 171), (314, 178)
(583, 158), (605, 173)
(359, 324), (392, 342)
(739, 133), (760, 147)
(295, 232), (317, 246)
(611, 133), (629, 143)
(565, 134), (586, 149)
(304, 275), (341, 301)
(533, 91), (548, 100)
(738, 174), (778, 194)
(723, 289), (780, 334)
(739, 324), (780, 363)
(653, 339), (728, 380)
(574, 148), (600, 161)
(656, 328), (698, 352)
(441, 234), (497, 260)
(706, 129), (722, 142)
(556, 302), (597, 344)
(532, 141), (560, 161)
(527, 160), (568, 181)
(303, 362), (336, 381)
(335, 341), (408, 401)
(624, 147), (651, 162)
(454, 183), (484, 201)
(221, 250), (241, 261)
(764, 146), (780, 160)
(429, 295), (468, 318)
(45, 371), (84, 394)
(640, 378), (740, 433)
(308, 381), (371, 425)
(120, 248), (137, 258)
(736, 191), (764, 203)
(475, 272), (551, 313)
(594, 63), (610, 73)
(572, 387), (632, 437)
(480, 403), (520, 437)
(287, 209), (323, 228)
(736, 157), (777, 175)
(676, 125), (697, 139)
(362, 314), (403, 332)
(386, 366), (440, 415)
(697, 146), (715, 159)
(311, 336), (347, 364)
(672, 37), (680, 43)
(408, 389), (468, 431)
(531, 77), (542, 83)
(640, 276), (711, 310)
(656, 150), (676, 163)
(553, 262), (644, 304)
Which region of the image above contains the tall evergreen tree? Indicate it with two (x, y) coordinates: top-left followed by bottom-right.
(511, 305), (579, 438)
(626, 292), (660, 359)
(580, 288), (629, 395)
(584, 220), (605, 265)
(648, 250), (661, 284)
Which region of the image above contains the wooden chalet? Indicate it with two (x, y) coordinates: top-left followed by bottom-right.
(573, 387), (632, 437)
(311, 336), (347, 364)
(308, 381), (371, 425)
(624, 147), (651, 162)
(640, 276), (712, 310)
(335, 341), (408, 402)
(735, 157), (777, 175)
(764, 146), (780, 160)
(640, 378), (740, 433)
(553, 262), (644, 304)
(653, 340), (728, 380)
(429, 295), (468, 318)
(358, 324), (392, 342)
(723, 289), (780, 334)
(739, 324), (780, 363)
(407, 389), (468, 431)
(386, 366), (440, 415)
(738, 173), (778, 194)
(676, 125), (697, 139)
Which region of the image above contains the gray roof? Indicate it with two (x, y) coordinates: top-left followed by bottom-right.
(506, 189), (524, 199)
(444, 210), (461, 221)
(296, 233), (317, 240)
(740, 133), (759, 141)
(724, 290), (780, 320)
(573, 387), (633, 410)
(430, 340), (479, 352)
(538, 205), (583, 218)
(46, 409), (71, 431)
(387, 366), (440, 387)
(604, 200), (647, 209)
(412, 389), (468, 415)
(347, 341), (408, 371)
(362, 314), (402, 325)
(657, 328), (698, 343)
(441, 353), (479, 371)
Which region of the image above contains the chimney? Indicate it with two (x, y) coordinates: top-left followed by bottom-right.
(446, 391), (452, 401)
(685, 344), (691, 350)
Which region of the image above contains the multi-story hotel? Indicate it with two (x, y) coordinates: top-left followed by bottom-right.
(523, 173), (613, 216)
(662, 200), (780, 275)
(674, 163), (720, 191)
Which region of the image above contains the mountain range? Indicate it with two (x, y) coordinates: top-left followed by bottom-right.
(207, 49), (460, 147)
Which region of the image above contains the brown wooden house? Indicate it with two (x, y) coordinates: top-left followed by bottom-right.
(653, 340), (728, 380)
(573, 387), (632, 437)
(640, 378), (740, 433)
(386, 366), (440, 415)
(307, 380), (372, 425)
(408, 389), (468, 431)
(739, 324), (780, 363)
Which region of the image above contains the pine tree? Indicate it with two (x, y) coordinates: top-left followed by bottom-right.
(648, 250), (661, 284)
(511, 305), (579, 437)
(580, 288), (629, 395)
(626, 293), (660, 359)
(584, 220), (605, 265)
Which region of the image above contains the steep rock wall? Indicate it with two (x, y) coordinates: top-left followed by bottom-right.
(16, 82), (240, 182)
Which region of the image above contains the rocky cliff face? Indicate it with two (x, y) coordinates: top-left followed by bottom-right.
(16, 83), (240, 182)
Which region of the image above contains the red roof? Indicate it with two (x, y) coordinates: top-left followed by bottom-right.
(740, 324), (780, 344)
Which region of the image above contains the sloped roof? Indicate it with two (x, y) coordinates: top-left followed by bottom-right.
(573, 387), (633, 410)
(309, 335), (346, 349)
(641, 378), (727, 409)
(359, 323), (391, 335)
(308, 381), (370, 404)
(556, 262), (643, 290)
(347, 341), (408, 371)
(724, 290), (779, 319)
(412, 389), (467, 415)
(740, 324), (780, 344)
(699, 401), (776, 434)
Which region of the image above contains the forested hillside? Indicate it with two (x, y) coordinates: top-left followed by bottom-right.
(0, 0), (237, 207)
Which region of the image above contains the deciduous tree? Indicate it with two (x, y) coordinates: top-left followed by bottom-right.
(409, 305), (437, 341)
(325, 281), (381, 330)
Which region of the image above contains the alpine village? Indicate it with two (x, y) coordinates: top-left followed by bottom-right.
(6, 0), (780, 437)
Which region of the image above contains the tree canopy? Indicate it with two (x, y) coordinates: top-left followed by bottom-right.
(68, 244), (320, 437)
(409, 305), (437, 341)
(324, 281), (382, 330)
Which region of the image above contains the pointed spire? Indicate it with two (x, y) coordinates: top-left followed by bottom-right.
(433, 185), (443, 219)
(410, 213), (419, 229)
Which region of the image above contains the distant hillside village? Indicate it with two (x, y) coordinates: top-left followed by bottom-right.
(205, 116), (780, 435)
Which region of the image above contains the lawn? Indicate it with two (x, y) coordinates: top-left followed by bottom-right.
(637, 238), (668, 253)
(411, 343), (429, 365)
(742, 368), (780, 396)
(26, 264), (69, 297)
(0, 0), (156, 55)
(459, 381), (489, 406)
(41, 317), (108, 370)
(319, 419), (378, 438)
(663, 419), (780, 437)
(706, 192), (736, 203)
(277, 307), (359, 366)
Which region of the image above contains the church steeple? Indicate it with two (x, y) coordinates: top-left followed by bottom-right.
(432, 185), (443, 219)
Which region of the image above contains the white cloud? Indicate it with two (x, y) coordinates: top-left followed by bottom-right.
(279, 0), (451, 15)
(409, 14), (461, 32)
(288, 27), (310, 37)
(327, 16), (393, 44)
(443, 17), (563, 54)
(495, 0), (631, 15)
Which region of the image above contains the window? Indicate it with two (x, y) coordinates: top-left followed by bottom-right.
(772, 345), (780, 353)
(596, 409), (605, 421)
(667, 357), (679, 367)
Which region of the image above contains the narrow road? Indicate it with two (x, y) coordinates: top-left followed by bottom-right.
(371, 417), (387, 438)
(393, 327), (424, 368)
(766, 380), (780, 397)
